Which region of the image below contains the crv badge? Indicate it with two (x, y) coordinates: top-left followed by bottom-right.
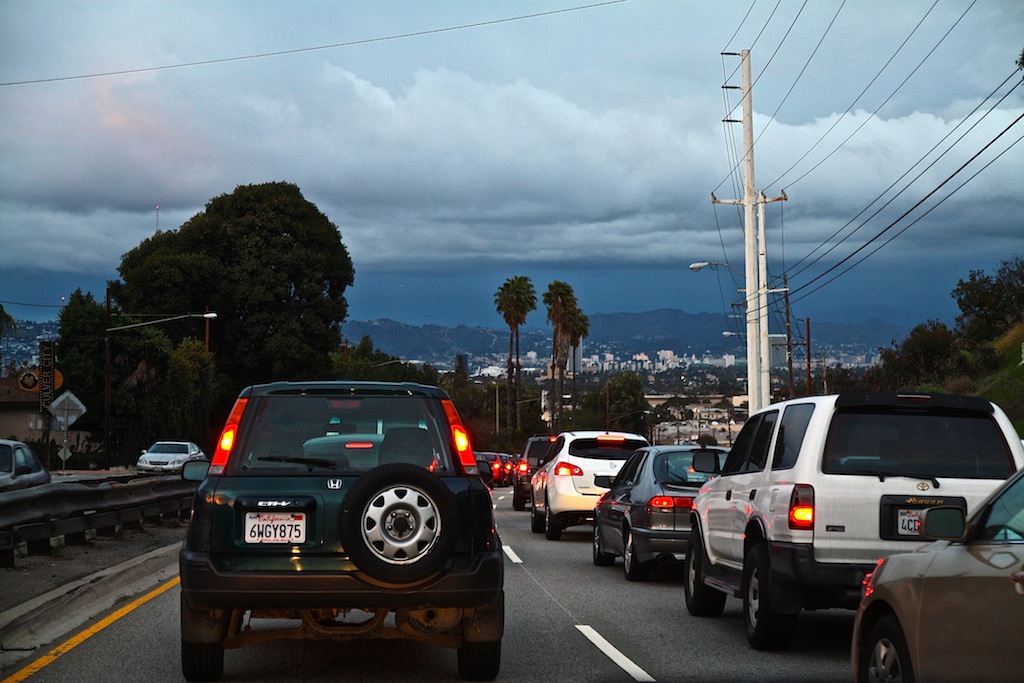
(327, 479), (343, 490)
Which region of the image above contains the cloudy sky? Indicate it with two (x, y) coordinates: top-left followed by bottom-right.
(2, 1), (1022, 336)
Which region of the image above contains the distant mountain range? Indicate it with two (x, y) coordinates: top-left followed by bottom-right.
(339, 309), (909, 366)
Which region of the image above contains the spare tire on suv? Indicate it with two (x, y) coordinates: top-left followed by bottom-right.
(179, 381), (504, 681)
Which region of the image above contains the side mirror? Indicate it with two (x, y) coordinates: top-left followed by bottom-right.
(182, 460), (211, 482)
(594, 475), (615, 488)
(921, 506), (968, 541)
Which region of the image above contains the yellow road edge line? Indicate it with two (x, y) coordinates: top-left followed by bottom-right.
(2, 576), (180, 683)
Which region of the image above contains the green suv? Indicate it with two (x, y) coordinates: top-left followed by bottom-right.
(179, 381), (504, 681)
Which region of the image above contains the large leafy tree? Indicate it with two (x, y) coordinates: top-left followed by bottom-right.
(331, 335), (439, 384)
(55, 290), (106, 435)
(0, 304), (15, 369)
(114, 182), (354, 391)
(952, 256), (1024, 349)
(573, 371), (648, 434)
(494, 276), (536, 435)
(56, 289), (217, 465)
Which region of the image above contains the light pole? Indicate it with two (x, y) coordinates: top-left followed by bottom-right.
(104, 311), (217, 470)
(689, 260), (761, 411)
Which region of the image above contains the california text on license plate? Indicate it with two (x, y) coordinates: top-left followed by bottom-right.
(897, 509), (921, 536)
(244, 512), (306, 544)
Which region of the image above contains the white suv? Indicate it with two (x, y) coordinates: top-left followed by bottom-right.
(685, 392), (1024, 651)
(530, 430), (649, 540)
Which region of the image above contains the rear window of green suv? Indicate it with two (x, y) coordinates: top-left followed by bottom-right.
(227, 394), (455, 475)
(822, 409), (1015, 479)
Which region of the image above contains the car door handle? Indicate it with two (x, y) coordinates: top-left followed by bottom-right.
(725, 490), (732, 501)
(749, 489), (757, 501)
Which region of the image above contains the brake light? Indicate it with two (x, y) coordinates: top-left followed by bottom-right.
(518, 461), (529, 473)
(492, 461), (502, 471)
(648, 496), (694, 509)
(788, 484), (815, 530)
(553, 461), (584, 477)
(210, 397), (248, 475)
(442, 399), (477, 474)
(344, 441), (375, 449)
(596, 435), (625, 445)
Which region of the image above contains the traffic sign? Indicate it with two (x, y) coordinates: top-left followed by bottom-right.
(49, 391), (86, 427)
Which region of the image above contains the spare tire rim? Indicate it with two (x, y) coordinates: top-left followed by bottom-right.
(361, 484), (441, 565)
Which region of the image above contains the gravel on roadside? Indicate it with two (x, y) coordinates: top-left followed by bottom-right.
(0, 518), (188, 615)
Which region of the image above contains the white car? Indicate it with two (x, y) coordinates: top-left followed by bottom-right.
(685, 392), (1024, 651)
(530, 430), (649, 540)
(136, 441), (207, 473)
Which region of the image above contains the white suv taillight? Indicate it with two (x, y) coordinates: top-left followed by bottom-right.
(553, 461), (584, 477)
(788, 484), (815, 530)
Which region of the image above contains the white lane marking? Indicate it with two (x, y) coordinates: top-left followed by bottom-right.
(575, 624), (655, 682)
(502, 545), (523, 563)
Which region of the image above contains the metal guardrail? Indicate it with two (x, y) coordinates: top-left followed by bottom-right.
(0, 475), (197, 568)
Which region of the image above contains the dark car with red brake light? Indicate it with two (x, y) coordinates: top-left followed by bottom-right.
(512, 435), (554, 510)
(593, 444), (727, 581)
(179, 381), (503, 682)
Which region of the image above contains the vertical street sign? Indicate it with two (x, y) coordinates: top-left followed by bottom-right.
(39, 340), (55, 413)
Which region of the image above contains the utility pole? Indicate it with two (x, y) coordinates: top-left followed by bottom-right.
(714, 49), (761, 411)
(712, 50), (786, 411)
(783, 274), (794, 397)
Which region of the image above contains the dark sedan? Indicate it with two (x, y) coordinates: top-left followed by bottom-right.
(593, 444), (727, 581)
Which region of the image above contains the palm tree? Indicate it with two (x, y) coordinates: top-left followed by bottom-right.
(494, 276), (536, 435)
(565, 308), (589, 428)
(543, 281), (577, 430)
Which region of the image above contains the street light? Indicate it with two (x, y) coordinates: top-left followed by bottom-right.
(690, 259), (762, 411)
(104, 311), (217, 470)
(688, 261), (743, 277)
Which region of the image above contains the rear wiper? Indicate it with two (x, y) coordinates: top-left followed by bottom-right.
(257, 456), (338, 471)
(846, 469), (940, 489)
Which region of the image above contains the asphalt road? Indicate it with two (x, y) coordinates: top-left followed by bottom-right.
(1, 488), (855, 682)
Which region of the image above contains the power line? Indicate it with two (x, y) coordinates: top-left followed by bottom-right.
(787, 71), (1021, 280)
(0, 1), (629, 87)
(0, 298), (64, 309)
(787, 111), (1024, 305)
(766, 0), (972, 191)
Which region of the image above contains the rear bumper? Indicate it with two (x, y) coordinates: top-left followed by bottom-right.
(180, 547), (505, 611)
(631, 526), (689, 563)
(768, 542), (874, 609)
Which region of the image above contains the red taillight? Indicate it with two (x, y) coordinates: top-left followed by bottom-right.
(648, 496), (694, 509)
(344, 441), (375, 449)
(788, 484), (814, 530)
(492, 461), (501, 472)
(442, 399), (476, 474)
(553, 461), (584, 477)
(210, 397), (248, 475)
(517, 461), (528, 473)
(596, 435), (625, 445)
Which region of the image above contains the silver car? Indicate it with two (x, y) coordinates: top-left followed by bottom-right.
(136, 441), (207, 473)
(0, 439), (51, 491)
(851, 466), (1024, 682)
